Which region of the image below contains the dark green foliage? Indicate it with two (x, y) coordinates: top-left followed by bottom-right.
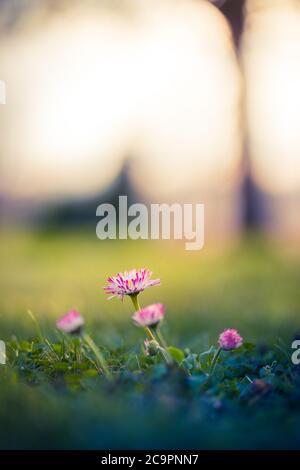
(1, 234), (300, 449)
(1, 333), (300, 449)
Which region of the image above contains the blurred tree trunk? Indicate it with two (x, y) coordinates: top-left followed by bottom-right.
(219, 0), (264, 230)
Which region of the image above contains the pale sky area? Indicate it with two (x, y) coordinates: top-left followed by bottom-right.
(243, 0), (300, 194)
(0, 0), (299, 200)
(0, 0), (241, 199)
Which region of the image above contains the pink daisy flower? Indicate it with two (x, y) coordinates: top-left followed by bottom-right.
(104, 268), (160, 300)
(218, 328), (243, 350)
(132, 303), (165, 327)
(144, 339), (160, 356)
(56, 310), (85, 334)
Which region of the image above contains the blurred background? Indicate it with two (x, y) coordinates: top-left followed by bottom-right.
(0, 0), (299, 340)
(1, 0), (299, 238)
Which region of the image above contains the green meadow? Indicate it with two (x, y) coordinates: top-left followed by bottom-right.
(0, 231), (300, 449)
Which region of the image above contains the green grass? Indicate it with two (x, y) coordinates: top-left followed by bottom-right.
(0, 231), (300, 449)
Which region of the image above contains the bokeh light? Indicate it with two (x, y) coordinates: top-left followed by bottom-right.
(243, 0), (300, 195)
(0, 0), (241, 200)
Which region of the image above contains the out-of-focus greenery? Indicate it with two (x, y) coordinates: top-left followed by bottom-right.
(0, 231), (300, 449)
(1, 231), (299, 339)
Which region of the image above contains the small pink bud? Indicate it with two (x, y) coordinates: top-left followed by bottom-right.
(218, 328), (243, 350)
(144, 339), (160, 356)
(56, 310), (85, 334)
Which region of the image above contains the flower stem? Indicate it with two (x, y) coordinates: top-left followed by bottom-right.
(130, 294), (155, 340)
(130, 294), (172, 365)
(82, 332), (111, 379)
(158, 346), (173, 366)
(155, 325), (168, 349)
(209, 347), (222, 376)
(145, 327), (157, 341)
(130, 293), (140, 311)
(148, 327), (173, 366)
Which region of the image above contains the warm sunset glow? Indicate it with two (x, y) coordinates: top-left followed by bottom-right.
(243, 0), (300, 194)
(0, 0), (241, 199)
